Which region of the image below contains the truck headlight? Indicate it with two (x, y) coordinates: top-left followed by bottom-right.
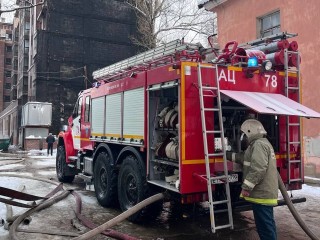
(263, 60), (272, 71)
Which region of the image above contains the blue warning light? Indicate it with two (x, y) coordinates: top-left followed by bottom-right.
(248, 57), (258, 67)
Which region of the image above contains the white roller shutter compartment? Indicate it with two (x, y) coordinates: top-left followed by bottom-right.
(105, 93), (122, 138)
(123, 88), (144, 142)
(91, 97), (105, 136)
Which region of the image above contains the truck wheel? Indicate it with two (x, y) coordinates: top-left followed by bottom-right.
(56, 146), (75, 183)
(94, 152), (118, 207)
(118, 155), (148, 222)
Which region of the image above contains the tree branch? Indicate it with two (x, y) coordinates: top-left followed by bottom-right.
(0, 1), (44, 14)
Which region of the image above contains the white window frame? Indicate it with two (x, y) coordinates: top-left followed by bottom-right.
(258, 11), (280, 38)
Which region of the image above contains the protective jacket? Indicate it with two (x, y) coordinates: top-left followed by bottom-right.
(232, 133), (278, 206)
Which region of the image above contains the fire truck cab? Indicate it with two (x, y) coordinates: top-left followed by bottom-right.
(56, 32), (320, 231)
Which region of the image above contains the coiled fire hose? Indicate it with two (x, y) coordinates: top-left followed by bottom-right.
(278, 172), (319, 240)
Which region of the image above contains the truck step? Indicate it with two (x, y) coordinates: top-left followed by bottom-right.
(78, 173), (93, 183)
(68, 156), (78, 162)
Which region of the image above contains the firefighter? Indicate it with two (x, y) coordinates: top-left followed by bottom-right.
(226, 119), (278, 240)
(46, 133), (55, 156)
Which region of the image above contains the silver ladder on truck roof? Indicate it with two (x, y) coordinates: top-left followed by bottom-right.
(93, 39), (201, 81)
(238, 32), (297, 48)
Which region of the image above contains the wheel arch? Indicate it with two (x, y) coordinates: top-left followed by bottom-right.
(116, 146), (145, 171)
(57, 131), (75, 164)
(92, 143), (116, 169)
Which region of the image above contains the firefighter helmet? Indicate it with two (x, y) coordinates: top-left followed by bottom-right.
(240, 119), (267, 138)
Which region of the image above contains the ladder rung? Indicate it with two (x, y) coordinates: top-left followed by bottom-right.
(206, 130), (222, 134)
(207, 153), (224, 157)
(210, 175), (227, 180)
(289, 178), (302, 182)
(289, 141), (301, 144)
(202, 86), (218, 90)
(289, 123), (300, 126)
(289, 160), (301, 163)
(210, 199), (229, 206)
(287, 87), (299, 90)
(204, 108), (220, 112)
(214, 224), (233, 230)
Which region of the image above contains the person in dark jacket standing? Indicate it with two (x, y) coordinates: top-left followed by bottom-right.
(46, 133), (55, 156)
(227, 119), (278, 240)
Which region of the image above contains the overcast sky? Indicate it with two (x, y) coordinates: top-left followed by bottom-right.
(1, 0), (15, 22)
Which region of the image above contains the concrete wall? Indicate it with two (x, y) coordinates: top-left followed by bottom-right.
(211, 0), (320, 138)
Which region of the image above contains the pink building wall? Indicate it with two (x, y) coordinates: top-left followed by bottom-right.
(211, 0), (320, 138)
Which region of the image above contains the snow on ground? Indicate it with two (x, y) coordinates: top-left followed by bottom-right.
(300, 183), (320, 197)
(0, 164), (25, 171)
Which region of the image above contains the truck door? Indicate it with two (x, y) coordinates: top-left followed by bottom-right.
(80, 95), (92, 150)
(72, 96), (83, 150)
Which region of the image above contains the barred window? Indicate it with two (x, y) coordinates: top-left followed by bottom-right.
(259, 11), (280, 37)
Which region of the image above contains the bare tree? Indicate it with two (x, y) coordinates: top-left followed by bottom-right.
(127, 0), (215, 49)
(0, 0), (44, 17)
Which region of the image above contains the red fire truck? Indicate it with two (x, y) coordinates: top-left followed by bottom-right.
(56, 32), (320, 232)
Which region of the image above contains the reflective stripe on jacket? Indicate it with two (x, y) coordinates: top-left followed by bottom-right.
(234, 134), (278, 206)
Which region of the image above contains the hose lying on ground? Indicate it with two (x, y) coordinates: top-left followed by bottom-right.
(0, 174), (137, 240)
(72, 191), (139, 240)
(278, 172), (319, 240)
(9, 189), (71, 240)
(73, 193), (166, 240)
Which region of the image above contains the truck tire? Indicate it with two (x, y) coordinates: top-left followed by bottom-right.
(118, 155), (148, 222)
(56, 146), (75, 183)
(94, 152), (118, 207)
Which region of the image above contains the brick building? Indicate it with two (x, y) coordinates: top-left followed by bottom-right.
(0, 0), (140, 147)
(0, 18), (14, 140)
(200, 0), (320, 139)
(199, 0), (320, 176)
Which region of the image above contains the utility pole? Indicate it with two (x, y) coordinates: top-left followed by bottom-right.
(84, 65), (88, 89)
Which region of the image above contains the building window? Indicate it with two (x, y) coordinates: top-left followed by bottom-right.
(5, 58), (11, 65)
(24, 58), (29, 70)
(6, 46), (12, 52)
(259, 11), (280, 37)
(23, 77), (28, 86)
(4, 96), (10, 102)
(25, 22), (30, 30)
(5, 83), (11, 89)
(5, 71), (11, 77)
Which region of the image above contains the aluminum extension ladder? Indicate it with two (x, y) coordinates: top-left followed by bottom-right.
(284, 49), (303, 184)
(93, 39), (200, 81)
(197, 63), (234, 233)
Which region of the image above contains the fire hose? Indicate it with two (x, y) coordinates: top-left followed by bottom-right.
(1, 174), (318, 239)
(73, 193), (166, 240)
(0, 174), (138, 240)
(278, 173), (319, 240)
